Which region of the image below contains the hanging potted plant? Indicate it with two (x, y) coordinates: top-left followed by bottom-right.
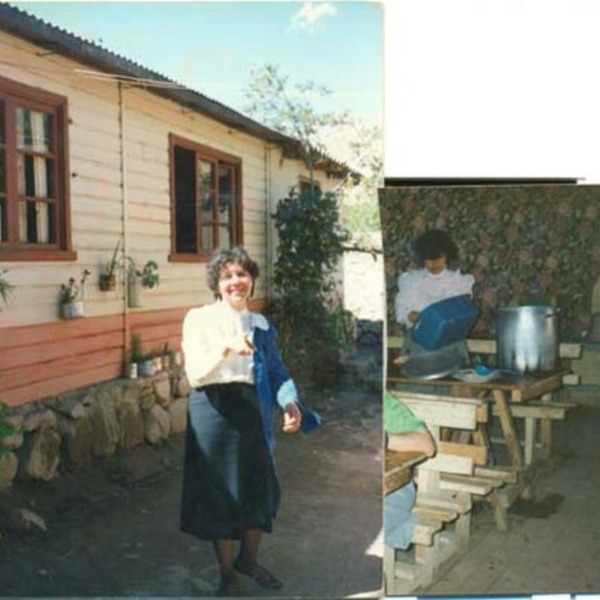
(127, 258), (159, 309)
(99, 240), (121, 291)
(59, 269), (91, 320)
(0, 269), (15, 313)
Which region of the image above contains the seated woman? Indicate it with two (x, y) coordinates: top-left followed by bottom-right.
(384, 390), (436, 550)
(395, 229), (474, 358)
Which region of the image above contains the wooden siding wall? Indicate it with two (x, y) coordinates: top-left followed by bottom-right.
(0, 30), (340, 407)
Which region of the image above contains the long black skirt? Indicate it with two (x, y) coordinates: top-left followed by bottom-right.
(180, 383), (280, 541)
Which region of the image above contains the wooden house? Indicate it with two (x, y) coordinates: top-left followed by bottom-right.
(0, 5), (348, 407)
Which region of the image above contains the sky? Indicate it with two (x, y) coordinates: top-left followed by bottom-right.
(11, 0), (383, 125)
(385, 0), (600, 182)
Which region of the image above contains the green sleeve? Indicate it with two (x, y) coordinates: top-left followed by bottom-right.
(384, 391), (426, 434)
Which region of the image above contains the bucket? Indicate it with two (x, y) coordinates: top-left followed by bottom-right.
(496, 306), (559, 373)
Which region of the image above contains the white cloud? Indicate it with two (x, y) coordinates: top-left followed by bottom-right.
(290, 1), (337, 33)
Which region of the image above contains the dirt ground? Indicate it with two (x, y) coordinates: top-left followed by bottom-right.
(0, 367), (383, 598)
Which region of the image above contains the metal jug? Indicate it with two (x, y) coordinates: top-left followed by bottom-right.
(496, 306), (559, 374)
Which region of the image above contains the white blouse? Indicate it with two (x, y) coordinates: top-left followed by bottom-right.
(395, 268), (475, 328)
(182, 300), (269, 388)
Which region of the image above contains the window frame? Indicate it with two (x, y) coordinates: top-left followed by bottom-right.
(0, 74), (74, 262)
(169, 134), (243, 263)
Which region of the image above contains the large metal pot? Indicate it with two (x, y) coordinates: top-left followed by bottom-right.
(496, 306), (559, 374)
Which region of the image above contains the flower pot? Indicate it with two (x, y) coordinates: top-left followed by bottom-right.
(60, 300), (84, 320)
(128, 275), (143, 308)
(138, 359), (155, 377)
(125, 362), (138, 379)
(99, 273), (117, 291)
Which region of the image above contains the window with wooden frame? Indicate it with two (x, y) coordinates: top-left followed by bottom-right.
(170, 135), (242, 260)
(0, 75), (72, 261)
(298, 176), (322, 196)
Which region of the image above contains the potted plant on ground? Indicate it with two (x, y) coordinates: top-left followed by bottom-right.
(125, 331), (144, 379)
(0, 269), (15, 313)
(127, 258), (160, 308)
(99, 241), (121, 291)
(59, 269), (91, 320)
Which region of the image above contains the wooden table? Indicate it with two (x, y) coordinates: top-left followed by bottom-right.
(387, 368), (565, 469)
(384, 449), (427, 495)
(387, 368), (567, 529)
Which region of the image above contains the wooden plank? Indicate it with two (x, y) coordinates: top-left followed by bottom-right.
(412, 505), (458, 523)
(2, 363), (122, 407)
(418, 453), (474, 476)
(0, 348), (123, 392)
(388, 335), (582, 359)
(492, 389), (524, 469)
(438, 441), (488, 466)
(415, 490), (472, 514)
(392, 391), (484, 430)
(474, 465), (518, 483)
(439, 473), (499, 496)
(491, 402), (573, 420)
(411, 519), (443, 546)
(1, 331), (123, 370)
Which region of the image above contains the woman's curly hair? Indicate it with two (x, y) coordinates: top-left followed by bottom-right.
(413, 229), (459, 267)
(206, 246), (260, 299)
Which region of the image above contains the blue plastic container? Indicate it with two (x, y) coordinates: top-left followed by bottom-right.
(411, 294), (480, 351)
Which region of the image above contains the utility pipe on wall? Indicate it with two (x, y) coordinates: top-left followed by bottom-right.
(117, 82), (131, 362)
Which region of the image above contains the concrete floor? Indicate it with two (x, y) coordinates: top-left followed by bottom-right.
(421, 402), (600, 596)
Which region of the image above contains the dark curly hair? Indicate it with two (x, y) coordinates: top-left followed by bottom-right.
(413, 229), (459, 266)
(206, 246), (260, 299)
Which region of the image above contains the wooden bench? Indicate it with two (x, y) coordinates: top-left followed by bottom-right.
(384, 390), (489, 594)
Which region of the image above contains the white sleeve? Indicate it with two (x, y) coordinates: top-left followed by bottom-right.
(182, 307), (227, 387)
(458, 273), (475, 296)
(395, 271), (419, 327)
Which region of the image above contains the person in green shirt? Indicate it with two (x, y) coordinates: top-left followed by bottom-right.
(384, 391), (436, 549)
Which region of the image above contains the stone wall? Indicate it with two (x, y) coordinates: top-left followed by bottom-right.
(0, 368), (191, 488)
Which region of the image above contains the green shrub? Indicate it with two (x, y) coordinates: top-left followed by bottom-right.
(267, 188), (353, 385)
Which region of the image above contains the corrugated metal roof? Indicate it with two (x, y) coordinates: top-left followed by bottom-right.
(0, 3), (296, 146)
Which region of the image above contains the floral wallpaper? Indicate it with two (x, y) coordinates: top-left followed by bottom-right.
(379, 184), (600, 342)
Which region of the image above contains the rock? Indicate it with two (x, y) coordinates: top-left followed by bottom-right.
(115, 386), (145, 449)
(154, 375), (172, 408)
(14, 508), (47, 533)
(88, 388), (121, 458)
(0, 508), (48, 535)
(139, 385), (157, 411)
(56, 413), (95, 471)
(144, 405), (171, 445)
(0, 451), (18, 488)
(2, 431), (24, 450)
(47, 392), (88, 420)
(175, 374), (191, 398)
(22, 409), (57, 433)
(168, 397), (188, 434)
(16, 428), (61, 481)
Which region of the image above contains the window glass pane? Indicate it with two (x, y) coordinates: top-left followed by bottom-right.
(16, 108), (52, 152)
(201, 225), (213, 250)
(18, 200), (54, 244)
(219, 224), (231, 248)
(0, 197), (5, 242)
(0, 149), (5, 194)
(219, 164), (233, 225)
(174, 145), (197, 253)
(0, 100), (5, 144)
(198, 159), (215, 223)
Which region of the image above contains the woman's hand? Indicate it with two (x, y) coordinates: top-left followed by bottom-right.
(223, 334), (256, 357)
(408, 310), (420, 324)
(282, 402), (302, 434)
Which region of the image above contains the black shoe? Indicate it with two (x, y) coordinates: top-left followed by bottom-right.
(233, 559), (283, 590)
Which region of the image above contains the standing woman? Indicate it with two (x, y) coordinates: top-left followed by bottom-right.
(180, 246), (304, 596)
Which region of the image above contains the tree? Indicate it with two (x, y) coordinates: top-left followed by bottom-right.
(244, 65), (359, 383)
(244, 63), (352, 192)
